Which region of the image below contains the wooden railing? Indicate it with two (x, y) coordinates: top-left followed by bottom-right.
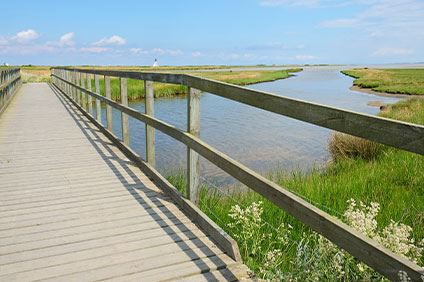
(0, 67), (21, 115)
(51, 67), (424, 281)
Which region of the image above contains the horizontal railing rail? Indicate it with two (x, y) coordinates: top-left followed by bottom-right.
(53, 67), (424, 155)
(0, 67), (21, 115)
(51, 67), (424, 281)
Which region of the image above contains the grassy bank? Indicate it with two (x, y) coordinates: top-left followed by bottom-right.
(90, 69), (301, 101)
(167, 98), (424, 279)
(20, 66), (51, 83)
(342, 68), (424, 95)
(20, 65), (301, 100)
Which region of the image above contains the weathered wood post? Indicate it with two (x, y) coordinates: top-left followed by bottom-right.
(72, 70), (76, 101)
(95, 74), (101, 122)
(187, 87), (201, 205)
(81, 73), (86, 110)
(105, 76), (113, 131)
(76, 71), (80, 105)
(69, 70), (73, 100)
(64, 70), (68, 95)
(66, 70), (70, 96)
(144, 80), (155, 166)
(87, 73), (93, 115)
(120, 77), (129, 145)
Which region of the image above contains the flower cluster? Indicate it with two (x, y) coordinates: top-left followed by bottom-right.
(227, 199), (423, 281)
(344, 199), (380, 237)
(379, 221), (423, 264)
(344, 199), (423, 264)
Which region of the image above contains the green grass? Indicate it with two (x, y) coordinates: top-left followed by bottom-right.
(167, 98), (424, 276)
(19, 65), (301, 100)
(90, 69), (302, 101)
(192, 68), (302, 85)
(342, 68), (424, 95)
(93, 78), (187, 101)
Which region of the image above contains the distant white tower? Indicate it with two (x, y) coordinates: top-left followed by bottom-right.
(153, 58), (159, 67)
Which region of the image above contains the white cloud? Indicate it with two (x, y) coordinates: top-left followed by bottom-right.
(294, 54), (318, 60)
(93, 35), (126, 46)
(0, 44), (56, 55)
(372, 47), (413, 57)
(320, 18), (359, 28)
(11, 29), (39, 43)
(59, 32), (75, 46)
(319, 0), (424, 39)
(128, 47), (183, 56)
(192, 51), (204, 57)
(130, 48), (148, 55)
(246, 42), (305, 51)
(260, 0), (320, 7)
(80, 47), (109, 53)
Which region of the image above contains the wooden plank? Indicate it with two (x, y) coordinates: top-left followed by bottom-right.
(120, 77), (129, 145)
(0, 228), (208, 267)
(95, 253), (237, 282)
(144, 80), (155, 166)
(53, 81), (243, 263)
(33, 248), (229, 282)
(53, 74), (424, 280)
(95, 74), (101, 122)
(175, 263), (252, 281)
(104, 75), (112, 131)
(187, 87), (201, 205)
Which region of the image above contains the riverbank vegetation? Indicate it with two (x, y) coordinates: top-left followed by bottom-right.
(167, 97), (424, 279)
(342, 68), (424, 95)
(20, 66), (51, 83)
(20, 65), (301, 100)
(95, 68), (302, 101)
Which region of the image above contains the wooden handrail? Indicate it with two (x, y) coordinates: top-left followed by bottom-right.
(51, 68), (424, 281)
(52, 67), (424, 155)
(0, 68), (22, 116)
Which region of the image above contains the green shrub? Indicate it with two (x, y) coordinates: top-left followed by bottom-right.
(328, 133), (382, 161)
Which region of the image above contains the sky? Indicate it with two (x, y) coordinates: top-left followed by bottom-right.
(0, 0), (423, 66)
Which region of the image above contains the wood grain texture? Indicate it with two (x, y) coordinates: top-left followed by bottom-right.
(187, 87), (201, 205)
(144, 80), (155, 167)
(120, 77), (129, 145)
(105, 75), (113, 132)
(95, 74), (101, 122)
(0, 82), (249, 281)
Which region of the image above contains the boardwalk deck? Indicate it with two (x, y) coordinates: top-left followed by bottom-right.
(0, 83), (250, 281)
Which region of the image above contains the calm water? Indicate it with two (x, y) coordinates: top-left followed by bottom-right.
(102, 67), (400, 183)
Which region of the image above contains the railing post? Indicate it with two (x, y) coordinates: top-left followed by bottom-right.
(120, 77), (129, 145)
(76, 71), (80, 104)
(95, 74), (101, 122)
(144, 80), (155, 166)
(105, 76), (113, 131)
(87, 73), (93, 115)
(64, 70), (68, 95)
(81, 73), (86, 110)
(187, 87), (201, 205)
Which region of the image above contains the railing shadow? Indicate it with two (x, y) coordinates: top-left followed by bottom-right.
(49, 84), (239, 280)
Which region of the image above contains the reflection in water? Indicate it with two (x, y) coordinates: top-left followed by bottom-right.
(102, 67), (400, 184)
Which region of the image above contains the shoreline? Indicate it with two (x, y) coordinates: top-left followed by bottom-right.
(350, 85), (424, 99)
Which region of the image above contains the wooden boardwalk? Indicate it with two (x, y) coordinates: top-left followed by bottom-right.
(0, 83), (250, 281)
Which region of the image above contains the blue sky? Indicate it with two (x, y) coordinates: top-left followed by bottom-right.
(1, 0), (423, 66)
